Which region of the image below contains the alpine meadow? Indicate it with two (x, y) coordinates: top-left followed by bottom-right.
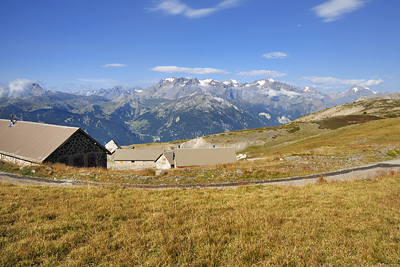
(1, 0), (400, 266)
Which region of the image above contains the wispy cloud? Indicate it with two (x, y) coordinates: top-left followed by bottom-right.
(150, 0), (243, 18)
(312, 0), (367, 22)
(262, 52), (288, 59)
(78, 78), (119, 83)
(152, 66), (230, 74)
(102, 63), (127, 67)
(0, 78), (38, 98)
(301, 76), (384, 88)
(238, 70), (287, 78)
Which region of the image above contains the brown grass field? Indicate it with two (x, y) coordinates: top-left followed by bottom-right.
(1, 107), (400, 266)
(1, 172), (399, 266)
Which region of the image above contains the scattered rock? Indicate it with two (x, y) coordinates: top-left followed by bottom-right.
(237, 154), (247, 160)
(155, 170), (166, 176)
(235, 169), (243, 177)
(46, 166), (53, 175)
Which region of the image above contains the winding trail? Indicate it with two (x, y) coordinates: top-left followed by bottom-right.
(1, 160), (400, 189)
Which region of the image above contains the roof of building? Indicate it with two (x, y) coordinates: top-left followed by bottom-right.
(163, 150), (174, 165)
(0, 119), (108, 163)
(113, 148), (164, 161)
(174, 148), (237, 167)
(105, 140), (121, 154)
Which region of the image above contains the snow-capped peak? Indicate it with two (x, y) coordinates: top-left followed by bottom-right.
(164, 78), (176, 83)
(230, 79), (238, 85)
(223, 79), (238, 86)
(257, 80), (266, 86)
(303, 86), (315, 93)
(349, 85), (371, 94)
(199, 79), (214, 87)
(267, 78), (275, 83)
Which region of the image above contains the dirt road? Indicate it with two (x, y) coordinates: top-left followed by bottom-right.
(1, 160), (400, 189)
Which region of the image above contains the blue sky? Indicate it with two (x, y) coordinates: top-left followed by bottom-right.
(0, 0), (399, 93)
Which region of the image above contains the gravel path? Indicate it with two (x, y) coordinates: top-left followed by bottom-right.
(1, 160), (400, 189)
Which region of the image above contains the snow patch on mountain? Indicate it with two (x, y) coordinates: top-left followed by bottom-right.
(259, 112), (271, 119)
(303, 86), (314, 93)
(199, 79), (213, 87)
(223, 79), (238, 86)
(165, 78), (176, 83)
(214, 97), (225, 103)
(278, 116), (291, 124)
(257, 80), (266, 87)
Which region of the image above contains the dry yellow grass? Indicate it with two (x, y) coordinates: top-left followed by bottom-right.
(1, 172), (400, 266)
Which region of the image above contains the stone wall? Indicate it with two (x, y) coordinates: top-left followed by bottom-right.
(45, 130), (107, 168)
(108, 160), (157, 171)
(0, 153), (37, 166)
(108, 155), (172, 171)
(156, 155), (172, 170)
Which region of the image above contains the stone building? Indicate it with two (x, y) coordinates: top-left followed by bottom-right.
(0, 119), (109, 168)
(108, 147), (237, 170)
(109, 148), (173, 170)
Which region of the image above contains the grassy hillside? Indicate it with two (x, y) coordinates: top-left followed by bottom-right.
(1, 96), (400, 266)
(1, 102), (399, 185)
(1, 173), (399, 266)
(296, 95), (400, 122)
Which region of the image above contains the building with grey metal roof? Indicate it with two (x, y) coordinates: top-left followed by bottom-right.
(113, 148), (164, 161)
(0, 119), (109, 168)
(174, 148), (236, 167)
(110, 148), (171, 170)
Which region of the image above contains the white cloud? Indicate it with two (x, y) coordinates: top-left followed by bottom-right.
(362, 79), (384, 86)
(102, 63), (127, 67)
(0, 78), (38, 98)
(238, 70), (287, 78)
(262, 52), (288, 59)
(153, 0), (187, 15)
(301, 76), (384, 88)
(9, 79), (36, 94)
(312, 0), (367, 22)
(185, 8), (217, 18)
(152, 66), (229, 74)
(150, 0), (243, 18)
(217, 0), (242, 9)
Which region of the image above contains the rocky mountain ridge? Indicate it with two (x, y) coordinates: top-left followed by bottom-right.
(0, 78), (386, 145)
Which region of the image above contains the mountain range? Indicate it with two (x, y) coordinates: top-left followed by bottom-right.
(0, 77), (383, 145)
